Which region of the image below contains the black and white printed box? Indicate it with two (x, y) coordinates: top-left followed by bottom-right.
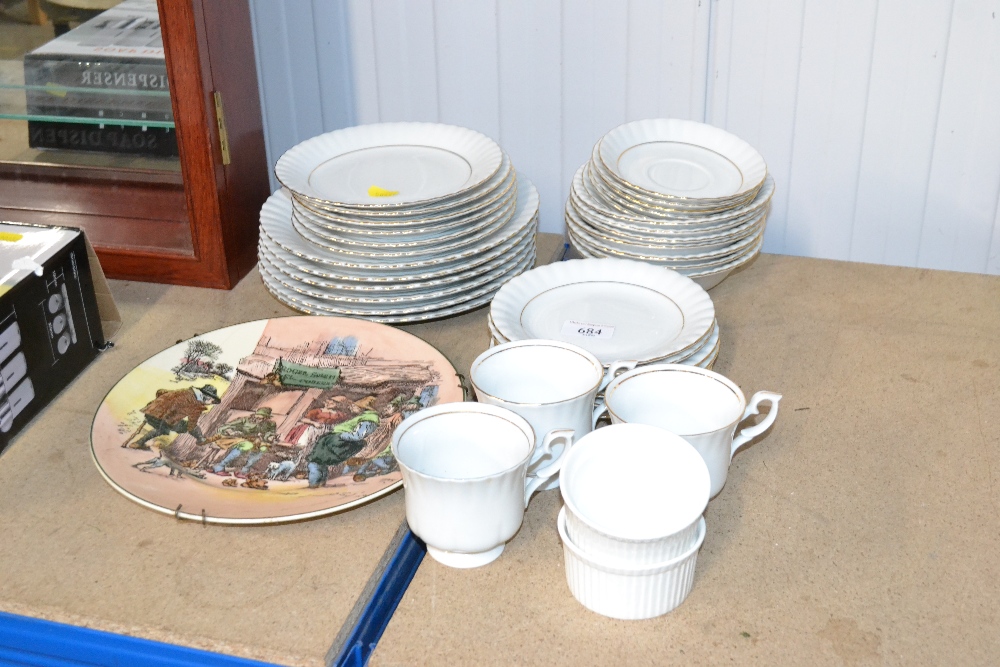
(0, 222), (120, 454)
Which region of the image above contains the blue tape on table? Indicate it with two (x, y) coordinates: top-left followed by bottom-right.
(328, 528), (426, 667)
(0, 611), (281, 667)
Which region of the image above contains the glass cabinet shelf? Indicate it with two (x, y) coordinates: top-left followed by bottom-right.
(0, 0), (268, 288)
(0, 77), (174, 127)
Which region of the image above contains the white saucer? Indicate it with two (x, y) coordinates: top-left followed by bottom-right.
(490, 258), (714, 365)
(596, 118), (767, 204)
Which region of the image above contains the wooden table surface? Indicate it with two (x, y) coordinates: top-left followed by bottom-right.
(2, 232), (998, 666)
(372, 238), (1000, 666)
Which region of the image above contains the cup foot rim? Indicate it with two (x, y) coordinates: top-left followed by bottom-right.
(426, 543), (505, 568)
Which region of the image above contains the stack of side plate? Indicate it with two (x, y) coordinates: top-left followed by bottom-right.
(260, 122), (539, 323)
(566, 118), (774, 290)
(488, 258), (719, 370)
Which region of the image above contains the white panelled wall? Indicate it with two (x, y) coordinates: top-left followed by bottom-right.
(249, 0), (1000, 274)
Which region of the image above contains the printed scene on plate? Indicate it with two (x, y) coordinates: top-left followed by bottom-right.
(114, 323), (442, 494)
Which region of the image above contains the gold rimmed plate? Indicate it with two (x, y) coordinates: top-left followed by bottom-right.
(596, 118), (767, 204)
(489, 257), (715, 366)
(275, 122), (503, 209)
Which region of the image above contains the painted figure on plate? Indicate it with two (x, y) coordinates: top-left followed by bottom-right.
(205, 407), (279, 478)
(115, 324), (442, 492)
(122, 384), (221, 450)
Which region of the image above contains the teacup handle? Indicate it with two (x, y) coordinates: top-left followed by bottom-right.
(599, 359), (637, 392)
(523, 429), (575, 506)
(592, 399), (608, 429)
(731, 391), (783, 458)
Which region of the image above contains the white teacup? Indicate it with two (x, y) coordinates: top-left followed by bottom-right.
(470, 339), (635, 490)
(595, 364), (781, 498)
(391, 402), (574, 569)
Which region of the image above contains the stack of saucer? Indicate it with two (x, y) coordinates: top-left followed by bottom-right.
(258, 122), (538, 324)
(566, 118), (773, 290)
(488, 258), (718, 369)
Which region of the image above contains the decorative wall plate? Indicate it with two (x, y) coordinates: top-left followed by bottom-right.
(91, 316), (463, 524)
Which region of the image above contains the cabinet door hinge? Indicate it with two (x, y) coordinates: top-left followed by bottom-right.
(212, 91), (231, 165)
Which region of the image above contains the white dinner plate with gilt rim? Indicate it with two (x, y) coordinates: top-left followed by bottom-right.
(486, 313), (719, 363)
(293, 197), (514, 251)
(90, 316), (463, 524)
(260, 177), (538, 272)
(487, 311), (718, 363)
(296, 153), (516, 224)
(259, 231), (533, 297)
(259, 234), (535, 307)
(291, 197), (515, 258)
(575, 163), (775, 227)
(261, 252), (534, 324)
(684, 319), (720, 366)
(595, 118), (767, 203)
(275, 122), (504, 208)
(697, 339), (720, 370)
(261, 212), (537, 285)
(293, 179), (516, 241)
(485, 334), (720, 368)
(258, 227), (535, 292)
(487, 310), (718, 365)
(488, 316), (719, 369)
(265, 280), (512, 325)
(261, 246), (535, 317)
(489, 258), (715, 365)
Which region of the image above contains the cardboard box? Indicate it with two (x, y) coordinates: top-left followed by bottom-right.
(0, 222), (120, 453)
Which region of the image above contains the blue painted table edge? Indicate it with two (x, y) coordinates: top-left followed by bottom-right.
(0, 525), (426, 667)
(0, 610), (281, 666)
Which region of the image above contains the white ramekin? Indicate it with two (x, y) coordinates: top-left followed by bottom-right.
(558, 507), (706, 620)
(564, 503), (702, 566)
(558, 423), (710, 564)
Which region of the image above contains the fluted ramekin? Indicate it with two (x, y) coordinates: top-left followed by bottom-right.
(558, 507), (706, 620)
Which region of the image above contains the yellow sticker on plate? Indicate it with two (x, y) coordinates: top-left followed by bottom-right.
(0, 232), (24, 243)
(368, 185), (399, 198)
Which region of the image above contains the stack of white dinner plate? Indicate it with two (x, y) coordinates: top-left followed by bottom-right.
(258, 122), (539, 323)
(488, 258), (719, 370)
(566, 118), (773, 290)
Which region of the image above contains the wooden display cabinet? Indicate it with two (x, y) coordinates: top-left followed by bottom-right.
(0, 0), (269, 289)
